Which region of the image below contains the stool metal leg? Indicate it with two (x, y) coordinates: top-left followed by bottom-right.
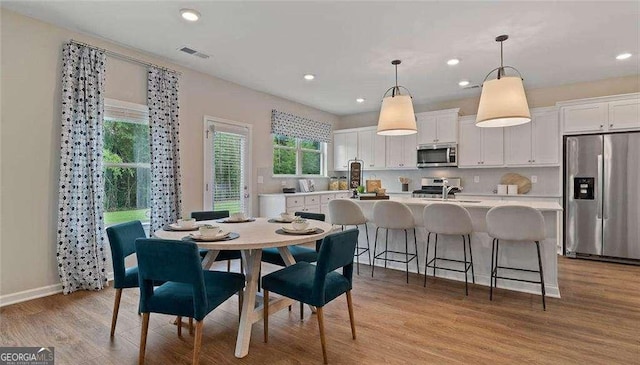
(536, 241), (546, 311)
(354, 225), (360, 275)
(404, 229), (409, 284)
(468, 234), (475, 284)
(384, 229), (389, 269)
(371, 227), (379, 278)
(424, 232), (431, 287)
(432, 234), (438, 277)
(365, 224), (371, 266)
(462, 235), (468, 296)
(413, 228), (420, 275)
(490, 238), (496, 301)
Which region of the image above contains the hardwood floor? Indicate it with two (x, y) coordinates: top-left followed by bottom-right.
(1, 257), (639, 364)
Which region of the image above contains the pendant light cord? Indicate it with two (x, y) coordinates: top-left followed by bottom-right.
(498, 40), (504, 79)
(392, 62), (399, 97)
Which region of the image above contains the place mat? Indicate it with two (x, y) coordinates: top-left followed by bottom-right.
(268, 218), (295, 224)
(216, 218), (256, 223)
(163, 224), (199, 232)
(275, 228), (324, 236)
(182, 232), (240, 242)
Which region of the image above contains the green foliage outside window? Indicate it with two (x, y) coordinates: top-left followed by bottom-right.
(272, 135), (324, 176)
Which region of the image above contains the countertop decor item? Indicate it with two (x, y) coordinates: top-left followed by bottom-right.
(476, 35), (531, 128)
(399, 177), (410, 192)
(377, 60), (417, 136)
(500, 173), (532, 194)
(366, 179), (382, 193)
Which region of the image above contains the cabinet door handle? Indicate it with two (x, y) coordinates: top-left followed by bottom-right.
(370, 164), (374, 167)
(610, 124), (613, 128)
(532, 159), (536, 162)
(600, 125), (604, 129)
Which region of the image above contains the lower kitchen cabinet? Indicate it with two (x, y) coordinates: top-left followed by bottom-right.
(259, 192), (350, 221)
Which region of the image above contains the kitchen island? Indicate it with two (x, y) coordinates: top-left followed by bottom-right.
(350, 197), (563, 298)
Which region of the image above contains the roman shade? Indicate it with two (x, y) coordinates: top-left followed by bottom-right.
(271, 109), (332, 143)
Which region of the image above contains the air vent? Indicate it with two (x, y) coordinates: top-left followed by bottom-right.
(462, 84), (481, 90)
(178, 46), (210, 59)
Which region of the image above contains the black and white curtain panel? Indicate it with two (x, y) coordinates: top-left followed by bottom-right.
(148, 67), (182, 232)
(271, 109), (332, 143)
(56, 43), (108, 294)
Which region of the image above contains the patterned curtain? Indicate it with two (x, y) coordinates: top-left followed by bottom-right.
(56, 43), (108, 294)
(271, 109), (332, 143)
(148, 67), (182, 232)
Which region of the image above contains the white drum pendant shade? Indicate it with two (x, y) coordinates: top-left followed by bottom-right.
(476, 76), (531, 127)
(377, 94), (417, 136)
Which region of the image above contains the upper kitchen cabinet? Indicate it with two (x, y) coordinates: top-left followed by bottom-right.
(458, 116), (504, 168)
(505, 107), (559, 166)
(386, 133), (417, 169)
(416, 108), (460, 145)
(357, 128), (386, 169)
(559, 93), (640, 134)
(333, 130), (358, 171)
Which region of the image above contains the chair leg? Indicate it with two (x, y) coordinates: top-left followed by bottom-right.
(238, 290), (244, 317)
(371, 227), (379, 278)
(490, 239), (496, 301)
(424, 232), (431, 287)
(404, 229), (409, 284)
(263, 290), (269, 342)
(110, 288), (122, 338)
(355, 225), (360, 275)
(346, 290), (356, 340)
(364, 224), (371, 267)
(177, 316), (182, 336)
(468, 234), (475, 284)
(462, 235), (468, 296)
(495, 239), (500, 290)
(227, 260), (231, 272)
(316, 307), (328, 364)
(193, 320), (203, 365)
(189, 317), (194, 335)
(240, 258), (244, 274)
(433, 234), (438, 277)
(300, 302), (304, 321)
(413, 228), (420, 275)
(536, 241), (547, 311)
(139, 313), (150, 365)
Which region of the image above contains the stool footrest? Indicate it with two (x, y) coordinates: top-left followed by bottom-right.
(374, 250), (417, 264)
(426, 257), (472, 274)
(355, 247), (369, 257)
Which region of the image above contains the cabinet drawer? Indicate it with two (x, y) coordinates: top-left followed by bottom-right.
(335, 193), (350, 199)
(286, 197), (304, 208)
(304, 195), (320, 205)
(320, 194), (335, 203)
(301, 205), (321, 214)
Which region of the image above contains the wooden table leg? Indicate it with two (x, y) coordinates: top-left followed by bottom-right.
(235, 249), (262, 358)
(201, 250), (220, 269)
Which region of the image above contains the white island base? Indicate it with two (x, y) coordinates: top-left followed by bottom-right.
(350, 197), (563, 298)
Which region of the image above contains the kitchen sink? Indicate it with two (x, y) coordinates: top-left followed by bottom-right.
(420, 198), (481, 203)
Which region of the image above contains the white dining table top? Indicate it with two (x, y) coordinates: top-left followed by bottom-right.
(153, 217), (334, 250)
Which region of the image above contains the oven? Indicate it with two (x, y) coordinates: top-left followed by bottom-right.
(416, 143), (457, 168)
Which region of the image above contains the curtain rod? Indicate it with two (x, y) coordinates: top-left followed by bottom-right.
(69, 39), (181, 76)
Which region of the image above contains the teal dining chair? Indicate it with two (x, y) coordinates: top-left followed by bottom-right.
(262, 229), (359, 364)
(135, 238), (245, 365)
(190, 210), (242, 272)
(106, 220), (147, 338)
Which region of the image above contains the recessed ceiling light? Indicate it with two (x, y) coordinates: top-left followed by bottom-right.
(356, 98), (365, 103)
(180, 9), (200, 22)
(616, 53), (632, 60)
(458, 80), (470, 87)
(447, 58), (460, 66)
(303, 74), (315, 80)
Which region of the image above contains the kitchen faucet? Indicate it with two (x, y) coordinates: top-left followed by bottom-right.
(441, 179), (457, 200)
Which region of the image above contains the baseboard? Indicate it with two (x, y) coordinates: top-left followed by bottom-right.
(0, 272), (115, 308)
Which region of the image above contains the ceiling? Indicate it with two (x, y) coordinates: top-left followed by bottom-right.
(3, 1), (639, 116)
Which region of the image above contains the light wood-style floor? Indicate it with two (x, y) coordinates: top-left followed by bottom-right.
(1, 257), (639, 364)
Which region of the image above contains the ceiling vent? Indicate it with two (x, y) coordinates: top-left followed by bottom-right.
(462, 84), (481, 90)
(178, 46), (210, 59)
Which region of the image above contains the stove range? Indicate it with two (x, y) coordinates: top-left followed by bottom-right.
(412, 177), (462, 198)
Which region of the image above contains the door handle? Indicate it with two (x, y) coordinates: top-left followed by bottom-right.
(596, 154), (603, 219)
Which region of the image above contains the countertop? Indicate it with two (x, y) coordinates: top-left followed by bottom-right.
(259, 190), (350, 197)
(353, 196), (563, 212)
(456, 192), (562, 198)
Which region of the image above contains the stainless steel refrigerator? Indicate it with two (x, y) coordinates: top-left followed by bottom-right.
(565, 132), (640, 263)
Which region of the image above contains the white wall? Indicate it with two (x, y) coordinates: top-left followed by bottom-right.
(0, 10), (338, 298)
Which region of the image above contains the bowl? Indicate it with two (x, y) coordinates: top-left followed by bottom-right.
(199, 225), (221, 238)
(280, 212), (293, 221)
(178, 218), (196, 229)
(291, 219), (310, 231)
(230, 212), (247, 221)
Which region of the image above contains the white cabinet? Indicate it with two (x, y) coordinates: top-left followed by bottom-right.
(260, 192), (350, 222)
(416, 108), (459, 145)
(506, 108), (559, 166)
(560, 94), (640, 134)
(333, 131), (358, 170)
(458, 116), (503, 167)
(357, 128), (386, 169)
(386, 133), (417, 168)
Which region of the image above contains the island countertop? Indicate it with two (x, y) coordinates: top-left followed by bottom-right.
(362, 196), (563, 212)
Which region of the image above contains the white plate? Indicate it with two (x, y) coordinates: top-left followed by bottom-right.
(281, 226), (317, 234)
(273, 218), (295, 223)
(189, 231), (230, 241)
(169, 223), (199, 231)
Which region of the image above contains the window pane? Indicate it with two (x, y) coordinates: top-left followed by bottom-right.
(213, 131), (245, 214)
(273, 134), (296, 148)
(273, 148), (296, 175)
(104, 119), (150, 163)
(301, 151), (321, 175)
(300, 139), (320, 150)
(103, 166), (150, 225)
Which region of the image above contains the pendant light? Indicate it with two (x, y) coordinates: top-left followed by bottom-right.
(377, 60), (417, 136)
(476, 35), (531, 128)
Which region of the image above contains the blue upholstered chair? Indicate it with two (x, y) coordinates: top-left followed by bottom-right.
(135, 238), (245, 365)
(190, 210), (242, 272)
(262, 229), (359, 364)
(106, 220), (147, 338)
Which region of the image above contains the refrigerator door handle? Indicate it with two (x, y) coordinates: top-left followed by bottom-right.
(596, 154), (603, 219)
(603, 139), (611, 220)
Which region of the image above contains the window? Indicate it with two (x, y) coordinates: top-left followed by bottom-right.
(273, 135), (325, 176)
(102, 99), (150, 225)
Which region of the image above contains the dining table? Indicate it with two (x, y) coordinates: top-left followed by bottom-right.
(153, 216), (334, 358)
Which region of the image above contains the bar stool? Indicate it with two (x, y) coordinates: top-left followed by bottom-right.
(328, 199), (370, 275)
(371, 201), (419, 283)
(486, 205), (547, 310)
(423, 203), (475, 295)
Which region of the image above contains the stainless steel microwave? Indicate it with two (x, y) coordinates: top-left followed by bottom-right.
(417, 143), (457, 168)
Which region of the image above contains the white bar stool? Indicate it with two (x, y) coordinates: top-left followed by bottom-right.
(423, 203), (475, 295)
(371, 201), (419, 283)
(328, 199), (371, 275)
(486, 205), (547, 310)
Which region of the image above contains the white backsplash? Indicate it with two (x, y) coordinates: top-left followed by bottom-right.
(333, 166), (560, 196)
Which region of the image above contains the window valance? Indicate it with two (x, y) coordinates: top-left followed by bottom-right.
(270, 109), (332, 143)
